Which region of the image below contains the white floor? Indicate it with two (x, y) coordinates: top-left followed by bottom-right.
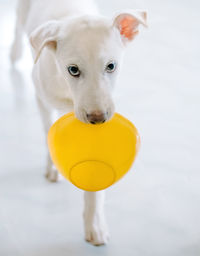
(0, 0), (200, 255)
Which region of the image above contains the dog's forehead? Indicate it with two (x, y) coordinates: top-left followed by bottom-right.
(57, 17), (121, 64)
(70, 16), (111, 34)
(60, 16), (122, 59)
(69, 18), (112, 45)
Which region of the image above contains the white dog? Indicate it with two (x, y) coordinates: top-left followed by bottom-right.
(11, 0), (147, 246)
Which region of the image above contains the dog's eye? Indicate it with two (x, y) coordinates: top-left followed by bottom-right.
(68, 65), (80, 77)
(106, 62), (116, 73)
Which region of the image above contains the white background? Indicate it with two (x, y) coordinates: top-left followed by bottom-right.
(0, 0), (200, 255)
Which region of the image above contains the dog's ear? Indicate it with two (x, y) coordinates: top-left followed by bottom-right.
(30, 20), (61, 64)
(113, 10), (147, 44)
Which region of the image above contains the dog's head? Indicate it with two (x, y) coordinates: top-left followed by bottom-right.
(30, 10), (147, 124)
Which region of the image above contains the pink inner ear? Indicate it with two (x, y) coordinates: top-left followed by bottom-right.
(120, 16), (139, 40)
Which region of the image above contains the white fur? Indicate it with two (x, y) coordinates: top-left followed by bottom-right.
(11, 0), (146, 245)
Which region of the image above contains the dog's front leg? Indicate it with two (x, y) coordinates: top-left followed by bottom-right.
(83, 191), (110, 246)
(36, 96), (58, 182)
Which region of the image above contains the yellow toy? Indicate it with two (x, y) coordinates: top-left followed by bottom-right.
(48, 112), (140, 191)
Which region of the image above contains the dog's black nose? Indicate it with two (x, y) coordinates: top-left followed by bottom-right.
(87, 111), (107, 124)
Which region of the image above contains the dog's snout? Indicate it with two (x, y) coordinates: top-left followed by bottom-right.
(86, 110), (107, 124)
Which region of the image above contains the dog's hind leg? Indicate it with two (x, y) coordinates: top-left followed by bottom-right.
(10, 19), (23, 64)
(10, 0), (30, 64)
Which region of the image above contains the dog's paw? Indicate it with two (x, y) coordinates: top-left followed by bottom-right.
(45, 165), (58, 182)
(84, 223), (110, 246)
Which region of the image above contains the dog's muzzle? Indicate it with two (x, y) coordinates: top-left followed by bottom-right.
(86, 110), (108, 124)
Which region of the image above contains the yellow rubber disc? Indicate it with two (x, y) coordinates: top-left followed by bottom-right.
(47, 112), (140, 191)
